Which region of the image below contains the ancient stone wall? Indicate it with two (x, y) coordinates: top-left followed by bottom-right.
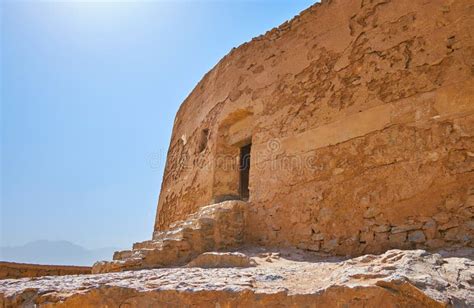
(155, 0), (474, 255)
(0, 262), (91, 280)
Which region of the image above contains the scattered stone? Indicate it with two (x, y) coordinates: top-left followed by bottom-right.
(256, 274), (284, 282)
(271, 253), (281, 259)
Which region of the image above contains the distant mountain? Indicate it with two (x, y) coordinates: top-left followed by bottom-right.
(0, 240), (120, 266)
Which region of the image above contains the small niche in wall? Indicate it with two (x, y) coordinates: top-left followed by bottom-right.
(197, 128), (209, 153)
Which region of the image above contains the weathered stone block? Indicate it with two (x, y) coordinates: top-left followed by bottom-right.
(426, 239), (446, 249)
(391, 224), (423, 234)
(465, 220), (474, 230)
(423, 219), (437, 240)
(322, 239), (339, 252)
(360, 231), (375, 243)
(444, 228), (460, 242)
(439, 221), (460, 231)
(312, 233), (325, 241)
(389, 232), (407, 246)
(363, 208), (380, 219)
(307, 243), (321, 252)
(373, 225), (391, 233)
(408, 231), (426, 244)
(433, 213), (451, 224)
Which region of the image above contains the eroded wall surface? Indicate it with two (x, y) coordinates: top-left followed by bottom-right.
(155, 0), (474, 255)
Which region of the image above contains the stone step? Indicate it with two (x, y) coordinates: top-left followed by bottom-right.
(132, 240), (158, 250)
(113, 250), (133, 261)
(113, 247), (159, 261)
(92, 200), (247, 274)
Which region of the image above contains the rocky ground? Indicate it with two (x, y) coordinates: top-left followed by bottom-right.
(0, 248), (472, 307)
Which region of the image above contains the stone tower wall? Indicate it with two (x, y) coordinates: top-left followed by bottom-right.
(155, 0), (474, 255)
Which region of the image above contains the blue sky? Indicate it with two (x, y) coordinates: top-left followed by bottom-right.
(1, 0), (315, 251)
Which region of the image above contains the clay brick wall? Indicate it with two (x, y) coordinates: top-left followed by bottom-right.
(155, 0), (474, 255)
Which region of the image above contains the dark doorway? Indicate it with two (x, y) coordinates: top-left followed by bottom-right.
(239, 143), (251, 200)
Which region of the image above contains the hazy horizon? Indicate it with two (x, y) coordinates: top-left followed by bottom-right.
(1, 1), (316, 261)
(0, 239), (121, 266)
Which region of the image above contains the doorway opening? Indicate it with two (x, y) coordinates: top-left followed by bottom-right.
(212, 109), (253, 203)
(239, 143), (251, 201)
